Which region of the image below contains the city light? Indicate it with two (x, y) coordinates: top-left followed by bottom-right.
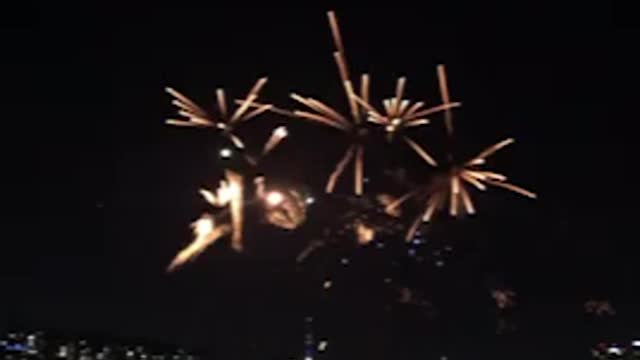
(317, 340), (328, 352)
(608, 346), (622, 355)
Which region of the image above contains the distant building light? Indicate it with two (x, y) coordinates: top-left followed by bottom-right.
(317, 340), (328, 352)
(632, 340), (640, 347)
(608, 346), (623, 355)
(58, 345), (68, 358)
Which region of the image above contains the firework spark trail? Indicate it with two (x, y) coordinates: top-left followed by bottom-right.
(262, 126), (289, 156)
(225, 170), (245, 252)
(437, 65), (454, 135)
(167, 216), (232, 272)
(404, 136), (438, 166)
(326, 146), (356, 193)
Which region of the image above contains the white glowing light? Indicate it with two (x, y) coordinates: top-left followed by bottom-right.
(193, 217), (215, 236)
(265, 191), (284, 206)
(633, 340), (640, 347)
(219, 148), (233, 158)
(391, 118), (402, 126)
(323, 280), (332, 289)
(274, 126), (288, 138)
(305, 196), (315, 205)
(341, 258), (349, 265)
(608, 347), (622, 355)
(318, 340), (328, 352)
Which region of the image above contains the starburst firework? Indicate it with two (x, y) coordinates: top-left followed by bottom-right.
(165, 78), (270, 149)
(350, 76), (461, 143)
(389, 138), (536, 241)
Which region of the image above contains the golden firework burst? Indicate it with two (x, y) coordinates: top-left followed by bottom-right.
(165, 78), (271, 149)
(349, 76), (461, 142)
(388, 138), (537, 241)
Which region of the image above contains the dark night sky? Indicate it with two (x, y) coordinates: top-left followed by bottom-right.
(5, 2), (639, 359)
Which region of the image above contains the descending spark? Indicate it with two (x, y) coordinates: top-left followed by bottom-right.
(167, 215), (232, 272)
(225, 170), (244, 252)
(168, 170), (245, 271)
(262, 126), (289, 155)
(397, 138), (536, 239)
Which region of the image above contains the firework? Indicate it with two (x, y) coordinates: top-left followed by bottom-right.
(281, 11), (373, 195)
(349, 76), (461, 140)
(167, 214), (232, 272)
(167, 169), (245, 271)
(164, 10), (537, 276)
(390, 138), (536, 240)
(165, 78), (270, 149)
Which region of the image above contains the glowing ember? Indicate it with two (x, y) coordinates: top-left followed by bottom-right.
(266, 191), (285, 207)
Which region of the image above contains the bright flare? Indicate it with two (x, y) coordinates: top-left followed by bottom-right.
(266, 191), (285, 207)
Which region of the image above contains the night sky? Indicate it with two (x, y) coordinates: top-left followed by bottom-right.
(7, 3), (639, 359)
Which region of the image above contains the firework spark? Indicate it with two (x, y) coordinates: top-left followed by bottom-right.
(165, 78), (270, 149)
(391, 138), (536, 240)
(167, 214), (232, 272)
